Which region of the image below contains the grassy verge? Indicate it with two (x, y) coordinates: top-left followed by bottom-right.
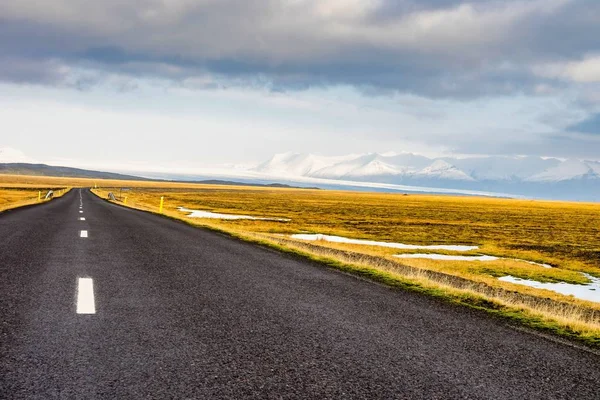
(257, 241), (600, 348)
(91, 188), (600, 349)
(0, 187), (71, 213)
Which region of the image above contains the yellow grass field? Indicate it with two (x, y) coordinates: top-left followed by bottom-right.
(0, 173), (261, 212)
(91, 186), (600, 291)
(90, 183), (600, 344)
(0, 186), (70, 212)
(93, 186), (600, 270)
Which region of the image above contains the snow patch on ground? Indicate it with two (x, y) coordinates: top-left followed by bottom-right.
(520, 260), (553, 269)
(291, 233), (554, 268)
(178, 207), (290, 221)
(290, 234), (479, 251)
(499, 274), (600, 303)
(394, 254), (499, 261)
(394, 253), (552, 268)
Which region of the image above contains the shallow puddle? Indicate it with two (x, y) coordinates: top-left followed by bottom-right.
(178, 207), (290, 221)
(498, 274), (600, 303)
(290, 234), (479, 251)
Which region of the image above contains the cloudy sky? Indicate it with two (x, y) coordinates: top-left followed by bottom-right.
(1, 0), (599, 171)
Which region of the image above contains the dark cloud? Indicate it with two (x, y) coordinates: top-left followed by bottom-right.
(0, 0), (598, 98)
(0, 57), (68, 85)
(517, 0), (600, 61)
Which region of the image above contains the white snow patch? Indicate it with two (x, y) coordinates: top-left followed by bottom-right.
(394, 254), (499, 261)
(290, 234), (479, 251)
(520, 260), (553, 269)
(499, 274), (600, 303)
(291, 234), (555, 268)
(394, 253), (553, 267)
(178, 207), (290, 221)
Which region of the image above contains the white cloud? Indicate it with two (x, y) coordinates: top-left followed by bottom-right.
(563, 56), (600, 83)
(534, 55), (600, 83)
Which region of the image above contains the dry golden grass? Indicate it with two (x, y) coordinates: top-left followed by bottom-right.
(0, 187), (70, 212)
(256, 234), (600, 340)
(0, 174), (289, 190)
(264, 234), (600, 310)
(92, 185), (600, 269)
(0, 173), (280, 211)
(91, 184), (600, 343)
(91, 186), (600, 294)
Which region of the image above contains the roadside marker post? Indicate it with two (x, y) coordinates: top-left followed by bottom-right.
(159, 197), (164, 213)
(124, 196), (128, 205)
(38, 191), (41, 202)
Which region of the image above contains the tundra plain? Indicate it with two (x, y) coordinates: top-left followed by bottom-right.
(92, 184), (600, 346)
(1, 174), (599, 346)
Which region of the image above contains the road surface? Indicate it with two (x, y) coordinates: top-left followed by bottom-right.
(0, 189), (598, 399)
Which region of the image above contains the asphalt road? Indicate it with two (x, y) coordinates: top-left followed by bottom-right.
(0, 189), (598, 399)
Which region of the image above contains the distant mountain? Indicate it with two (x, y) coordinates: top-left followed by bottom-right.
(254, 152), (600, 201)
(526, 159), (600, 182)
(192, 180), (319, 189)
(446, 156), (560, 181)
(311, 153), (403, 179)
(255, 152), (358, 176)
(3, 146), (598, 200)
(417, 160), (475, 181)
(0, 163), (152, 181)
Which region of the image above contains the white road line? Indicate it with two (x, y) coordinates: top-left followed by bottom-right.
(79, 217), (86, 221)
(80, 230), (88, 238)
(79, 210), (83, 213)
(76, 278), (96, 314)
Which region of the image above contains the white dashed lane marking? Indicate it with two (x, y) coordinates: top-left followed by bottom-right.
(76, 278), (95, 314)
(80, 230), (88, 238)
(79, 217), (86, 221)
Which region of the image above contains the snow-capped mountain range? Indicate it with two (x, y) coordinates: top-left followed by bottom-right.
(255, 152), (600, 182)
(255, 152), (600, 200)
(2, 146), (599, 201)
